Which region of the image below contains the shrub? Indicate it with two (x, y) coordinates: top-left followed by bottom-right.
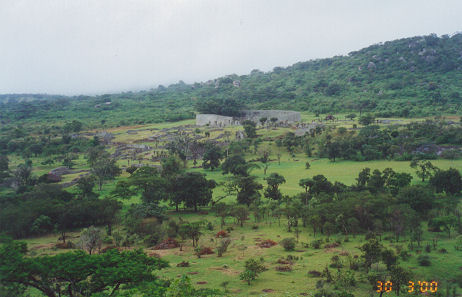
(311, 239), (323, 249)
(176, 261), (190, 267)
(198, 247), (214, 256)
(206, 222), (214, 231)
(324, 242), (340, 249)
(399, 250), (411, 261)
(275, 265), (292, 272)
(252, 225), (259, 230)
(280, 238), (296, 251)
(455, 235), (462, 251)
(329, 255), (343, 268)
(215, 230), (229, 238)
(438, 248), (447, 253)
(217, 238), (231, 257)
(257, 239), (277, 248)
(277, 258), (292, 265)
(153, 238), (179, 250)
(308, 270), (322, 277)
(417, 255), (431, 266)
(425, 244), (432, 253)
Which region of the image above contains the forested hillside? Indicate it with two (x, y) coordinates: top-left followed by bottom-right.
(1, 33), (461, 128)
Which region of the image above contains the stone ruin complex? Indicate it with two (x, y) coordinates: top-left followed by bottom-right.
(195, 110), (301, 127)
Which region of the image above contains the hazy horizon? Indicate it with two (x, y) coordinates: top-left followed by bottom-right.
(1, 0), (461, 96)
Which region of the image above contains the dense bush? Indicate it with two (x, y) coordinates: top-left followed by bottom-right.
(280, 238), (296, 251)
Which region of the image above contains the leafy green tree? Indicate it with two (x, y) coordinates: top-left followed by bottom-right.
(346, 113), (356, 120)
(239, 258), (266, 285)
(397, 185), (434, 216)
(175, 172), (216, 212)
(76, 175), (98, 199)
(264, 173), (286, 200)
(429, 168), (462, 195)
(381, 249), (397, 270)
(111, 180), (135, 200)
(129, 167), (167, 204)
(230, 175), (263, 206)
(0, 241), (168, 297)
(359, 113), (375, 125)
(221, 154), (247, 176)
(242, 120), (257, 138)
(231, 205), (250, 227)
(410, 160), (438, 182)
(90, 155), (121, 190)
(283, 132), (298, 155)
(202, 143), (222, 170)
(360, 238), (382, 272)
(179, 221), (203, 247)
(0, 155), (8, 171)
(390, 265), (413, 296)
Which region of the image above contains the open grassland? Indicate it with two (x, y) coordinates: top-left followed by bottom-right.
(9, 115), (462, 296)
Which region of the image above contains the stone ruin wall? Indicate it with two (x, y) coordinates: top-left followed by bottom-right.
(196, 110), (301, 127)
(241, 110), (301, 123)
(196, 114), (236, 127)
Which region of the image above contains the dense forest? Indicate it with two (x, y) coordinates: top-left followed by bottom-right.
(1, 33), (462, 128)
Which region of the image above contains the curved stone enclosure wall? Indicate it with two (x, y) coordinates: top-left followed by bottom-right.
(196, 110), (301, 127)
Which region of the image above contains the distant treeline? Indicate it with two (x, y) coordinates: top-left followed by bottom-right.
(1, 33), (462, 128)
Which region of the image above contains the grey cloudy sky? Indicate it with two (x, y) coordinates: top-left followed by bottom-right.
(0, 0), (461, 95)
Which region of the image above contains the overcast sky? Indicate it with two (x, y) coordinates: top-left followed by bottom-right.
(0, 0), (461, 95)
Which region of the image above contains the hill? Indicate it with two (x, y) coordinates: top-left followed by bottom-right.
(1, 33), (462, 128)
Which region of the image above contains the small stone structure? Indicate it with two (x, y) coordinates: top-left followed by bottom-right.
(196, 110), (301, 127)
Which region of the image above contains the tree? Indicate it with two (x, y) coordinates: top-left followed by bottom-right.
(299, 178), (314, 204)
(239, 258), (266, 285)
(78, 226), (103, 255)
(410, 160), (438, 182)
(397, 186), (434, 216)
(0, 241), (168, 297)
(429, 215), (457, 238)
(270, 117), (278, 126)
(12, 163), (34, 192)
(213, 202), (230, 228)
(367, 169), (385, 193)
(259, 117), (267, 127)
(230, 175), (263, 206)
(179, 221), (203, 247)
(175, 172), (216, 212)
(111, 180), (135, 200)
(231, 205), (250, 227)
(390, 265), (413, 296)
(356, 168), (370, 190)
(283, 132), (298, 155)
(90, 156), (121, 190)
(242, 120), (257, 138)
(346, 113), (356, 120)
(202, 143), (222, 170)
(381, 249), (397, 270)
(0, 155), (8, 171)
(76, 175), (98, 199)
(359, 113), (375, 125)
(221, 154), (247, 176)
(359, 238), (382, 272)
(264, 173), (286, 200)
(429, 168), (462, 195)
(326, 141), (341, 162)
(129, 167), (167, 204)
